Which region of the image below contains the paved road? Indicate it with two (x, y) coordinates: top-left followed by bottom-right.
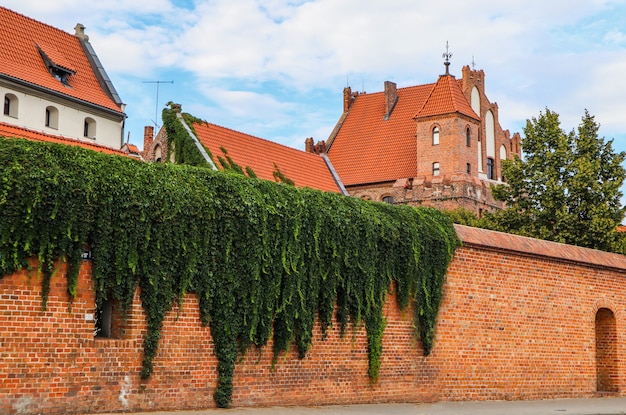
(90, 397), (626, 415)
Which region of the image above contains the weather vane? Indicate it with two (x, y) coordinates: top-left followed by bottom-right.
(443, 41), (452, 75)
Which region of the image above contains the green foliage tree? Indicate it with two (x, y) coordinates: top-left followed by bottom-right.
(486, 109), (626, 252)
(443, 208), (484, 228)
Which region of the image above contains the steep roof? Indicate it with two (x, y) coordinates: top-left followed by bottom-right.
(0, 6), (123, 114)
(0, 122), (129, 156)
(415, 75), (479, 120)
(327, 76), (477, 186)
(192, 122), (342, 193)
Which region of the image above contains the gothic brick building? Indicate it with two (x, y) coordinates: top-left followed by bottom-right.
(314, 63), (521, 215)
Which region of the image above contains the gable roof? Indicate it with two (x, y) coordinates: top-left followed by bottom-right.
(327, 76), (477, 186)
(0, 6), (123, 114)
(192, 121), (342, 193)
(0, 121), (130, 157)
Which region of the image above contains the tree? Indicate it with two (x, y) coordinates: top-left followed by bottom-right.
(485, 109), (626, 252)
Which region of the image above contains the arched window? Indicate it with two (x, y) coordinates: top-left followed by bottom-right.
(485, 110), (495, 158)
(432, 126), (440, 145)
(45, 106), (59, 129)
(471, 86), (480, 115)
(487, 157), (495, 180)
(3, 94), (18, 118)
(84, 117), (96, 139)
(499, 145), (507, 182)
(382, 195), (394, 204)
(433, 162), (440, 176)
(466, 127), (471, 147)
(154, 144), (162, 162)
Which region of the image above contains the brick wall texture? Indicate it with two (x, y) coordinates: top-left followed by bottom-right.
(2, 225), (626, 414)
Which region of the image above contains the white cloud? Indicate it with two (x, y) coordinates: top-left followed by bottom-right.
(3, 0), (626, 154)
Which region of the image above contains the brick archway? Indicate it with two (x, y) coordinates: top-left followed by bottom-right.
(596, 307), (618, 392)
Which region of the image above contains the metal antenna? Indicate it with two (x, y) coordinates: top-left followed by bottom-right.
(142, 80), (174, 134)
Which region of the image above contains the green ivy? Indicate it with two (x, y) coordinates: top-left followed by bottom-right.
(0, 135), (459, 408)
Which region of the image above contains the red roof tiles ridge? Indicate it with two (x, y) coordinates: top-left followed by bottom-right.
(455, 224), (626, 271)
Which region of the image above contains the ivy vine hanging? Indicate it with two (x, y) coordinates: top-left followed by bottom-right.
(0, 130), (458, 408)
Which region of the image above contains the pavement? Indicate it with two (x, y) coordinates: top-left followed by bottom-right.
(90, 397), (626, 415)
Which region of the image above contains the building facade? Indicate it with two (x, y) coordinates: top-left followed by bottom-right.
(0, 7), (126, 150)
(317, 64), (521, 215)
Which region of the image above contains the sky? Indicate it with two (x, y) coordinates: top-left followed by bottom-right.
(4, 0), (626, 159)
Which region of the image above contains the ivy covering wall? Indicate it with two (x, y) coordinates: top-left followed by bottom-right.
(0, 136), (459, 408)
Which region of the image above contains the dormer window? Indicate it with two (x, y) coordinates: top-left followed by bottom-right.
(51, 68), (72, 85)
(36, 43), (76, 86)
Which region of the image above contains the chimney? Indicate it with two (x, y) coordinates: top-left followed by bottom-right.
(384, 81), (398, 120)
(305, 137), (314, 153)
(343, 86), (353, 113)
(143, 126), (154, 157)
(74, 23), (89, 41)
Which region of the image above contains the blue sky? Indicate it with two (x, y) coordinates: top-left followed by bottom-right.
(4, 0), (626, 159)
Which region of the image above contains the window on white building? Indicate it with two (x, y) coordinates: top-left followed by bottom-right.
(84, 117), (96, 139)
(45, 106), (59, 129)
(3, 94), (18, 118)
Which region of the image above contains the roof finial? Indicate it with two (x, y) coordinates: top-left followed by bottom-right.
(471, 55), (476, 70)
(442, 41), (452, 75)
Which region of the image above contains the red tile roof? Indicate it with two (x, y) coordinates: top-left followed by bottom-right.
(327, 84), (432, 186)
(416, 75), (479, 120)
(0, 122), (129, 156)
(0, 6), (123, 113)
(192, 122), (342, 193)
(327, 76), (477, 186)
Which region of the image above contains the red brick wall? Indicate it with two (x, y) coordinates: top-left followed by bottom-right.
(2, 226), (625, 414)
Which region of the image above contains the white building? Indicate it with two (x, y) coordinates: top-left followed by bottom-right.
(0, 6), (126, 149)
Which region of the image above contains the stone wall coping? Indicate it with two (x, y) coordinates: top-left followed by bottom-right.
(454, 224), (626, 271)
